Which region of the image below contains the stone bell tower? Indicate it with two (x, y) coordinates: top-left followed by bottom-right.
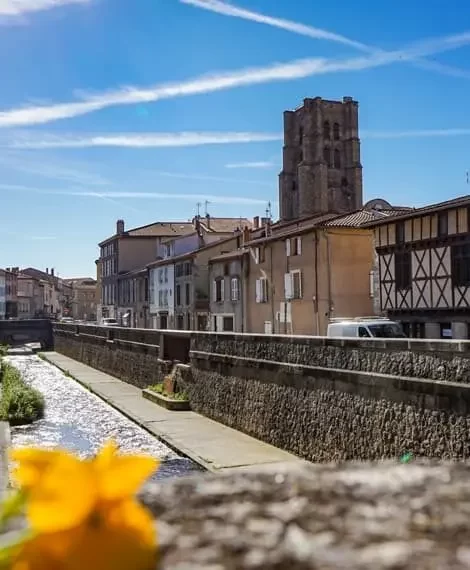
(279, 96), (363, 222)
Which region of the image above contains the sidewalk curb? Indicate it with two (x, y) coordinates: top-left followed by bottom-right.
(40, 353), (212, 473)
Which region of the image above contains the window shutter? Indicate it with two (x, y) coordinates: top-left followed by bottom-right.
(255, 279), (261, 303)
(297, 237), (302, 255)
(212, 280), (217, 302)
(253, 247), (260, 264)
(284, 273), (293, 299)
(285, 239), (291, 257)
(220, 279), (225, 301)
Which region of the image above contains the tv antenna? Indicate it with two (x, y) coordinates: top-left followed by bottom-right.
(196, 202), (201, 217)
(204, 200), (210, 216)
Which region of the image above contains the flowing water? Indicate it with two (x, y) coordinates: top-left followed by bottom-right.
(5, 354), (203, 481)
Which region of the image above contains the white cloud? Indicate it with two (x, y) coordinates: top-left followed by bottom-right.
(8, 131), (283, 149)
(0, 183), (270, 205)
(0, 0), (89, 16)
(364, 128), (470, 139)
(180, 0), (369, 51)
(181, 0), (470, 80)
(142, 169), (274, 186)
(225, 161), (274, 169)
(1, 29), (470, 128)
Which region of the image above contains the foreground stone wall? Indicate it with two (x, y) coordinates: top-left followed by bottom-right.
(140, 461), (470, 569)
(191, 332), (470, 383)
(53, 324), (169, 388)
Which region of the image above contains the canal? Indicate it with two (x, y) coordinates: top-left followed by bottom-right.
(5, 354), (202, 480)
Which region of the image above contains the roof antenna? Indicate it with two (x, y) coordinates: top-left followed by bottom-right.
(196, 202), (201, 217)
(204, 200), (210, 216)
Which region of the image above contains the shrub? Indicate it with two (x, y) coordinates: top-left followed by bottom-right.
(148, 383), (189, 401)
(0, 344), (9, 358)
(0, 362), (45, 425)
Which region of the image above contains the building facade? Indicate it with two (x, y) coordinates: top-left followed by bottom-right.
(279, 96), (363, 222)
(244, 210), (383, 335)
(117, 269), (149, 328)
(5, 269), (18, 319)
(17, 274), (43, 319)
(98, 219), (194, 323)
(367, 196), (470, 339)
(64, 278), (98, 321)
(209, 250), (248, 332)
(0, 270), (6, 320)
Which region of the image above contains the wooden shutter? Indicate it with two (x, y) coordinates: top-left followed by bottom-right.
(255, 279), (261, 303)
(285, 239), (291, 257)
(284, 273), (293, 299)
(297, 237), (302, 255)
(220, 278), (225, 302)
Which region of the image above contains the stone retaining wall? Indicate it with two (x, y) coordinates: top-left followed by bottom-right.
(53, 324), (170, 388)
(191, 332), (470, 383)
(179, 349), (470, 461)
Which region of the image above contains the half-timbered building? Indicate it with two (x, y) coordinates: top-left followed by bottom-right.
(365, 195), (470, 339)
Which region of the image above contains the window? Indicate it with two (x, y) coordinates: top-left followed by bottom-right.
(438, 212), (448, 237)
(176, 314), (184, 330)
(252, 246), (265, 264)
(184, 262), (192, 276)
(396, 221), (405, 244)
(164, 267), (168, 283)
(286, 237), (302, 256)
(323, 147), (331, 167)
(284, 270), (302, 299)
(334, 149), (341, 169)
(255, 278), (268, 303)
(333, 122), (340, 140)
(185, 283), (191, 305)
(451, 242), (470, 286)
(158, 290), (163, 307)
(231, 277), (240, 301)
(358, 326), (370, 338)
(222, 316), (234, 332)
(214, 278), (224, 302)
(292, 180), (297, 192)
(176, 284), (181, 306)
(323, 120), (330, 140)
(395, 251), (411, 290)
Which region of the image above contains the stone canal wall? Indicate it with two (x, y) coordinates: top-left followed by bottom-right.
(54, 325), (470, 461)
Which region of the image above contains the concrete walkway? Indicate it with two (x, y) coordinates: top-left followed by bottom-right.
(42, 352), (302, 473)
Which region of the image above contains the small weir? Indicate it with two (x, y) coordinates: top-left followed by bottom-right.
(5, 355), (202, 480)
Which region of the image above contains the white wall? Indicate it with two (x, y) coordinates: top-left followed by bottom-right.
(149, 264), (174, 319)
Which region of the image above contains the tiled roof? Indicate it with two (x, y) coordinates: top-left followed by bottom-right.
(198, 217), (252, 233)
(128, 221), (195, 237)
(320, 208), (402, 227)
(64, 278), (97, 287)
(361, 194), (470, 227)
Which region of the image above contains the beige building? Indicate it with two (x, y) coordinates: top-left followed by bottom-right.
(244, 210), (388, 336)
(365, 195), (470, 339)
(98, 219), (194, 322)
(64, 278), (98, 321)
(17, 274), (43, 319)
(279, 96), (363, 222)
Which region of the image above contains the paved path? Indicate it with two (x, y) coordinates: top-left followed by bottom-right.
(42, 353), (302, 473)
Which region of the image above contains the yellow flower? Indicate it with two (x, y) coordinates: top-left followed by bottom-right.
(9, 442), (159, 570)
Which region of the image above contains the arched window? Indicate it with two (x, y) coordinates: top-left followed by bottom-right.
(323, 120), (330, 140)
(334, 149), (341, 169)
(323, 147), (331, 167)
(333, 122), (340, 140)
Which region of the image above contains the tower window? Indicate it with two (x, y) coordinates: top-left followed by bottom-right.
(323, 147), (331, 167)
(333, 122), (340, 140)
(292, 180), (297, 191)
(334, 149), (341, 169)
(323, 121), (330, 140)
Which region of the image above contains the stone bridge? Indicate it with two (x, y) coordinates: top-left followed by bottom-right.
(52, 323), (470, 462)
(0, 319), (54, 350)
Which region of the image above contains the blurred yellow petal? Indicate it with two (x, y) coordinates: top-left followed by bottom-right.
(10, 448), (69, 490)
(10, 531), (73, 570)
(27, 455), (96, 533)
(51, 500), (156, 570)
(96, 455), (159, 502)
(93, 441), (118, 470)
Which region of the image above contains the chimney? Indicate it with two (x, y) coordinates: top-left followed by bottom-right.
(116, 219), (125, 235)
(253, 216), (260, 230)
(46, 268), (49, 275)
(242, 226), (251, 246)
(51, 268), (55, 277)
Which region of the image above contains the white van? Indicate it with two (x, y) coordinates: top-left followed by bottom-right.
(327, 317), (406, 339)
(100, 318), (118, 327)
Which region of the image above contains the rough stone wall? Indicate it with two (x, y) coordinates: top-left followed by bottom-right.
(192, 333), (470, 383)
(139, 461), (470, 569)
(180, 354), (470, 461)
(54, 329), (170, 388)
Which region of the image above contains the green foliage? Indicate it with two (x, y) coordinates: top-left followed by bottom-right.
(148, 383), (189, 401)
(0, 362), (45, 425)
(0, 344), (9, 358)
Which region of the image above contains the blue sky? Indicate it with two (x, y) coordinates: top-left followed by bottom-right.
(1, 0), (470, 277)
